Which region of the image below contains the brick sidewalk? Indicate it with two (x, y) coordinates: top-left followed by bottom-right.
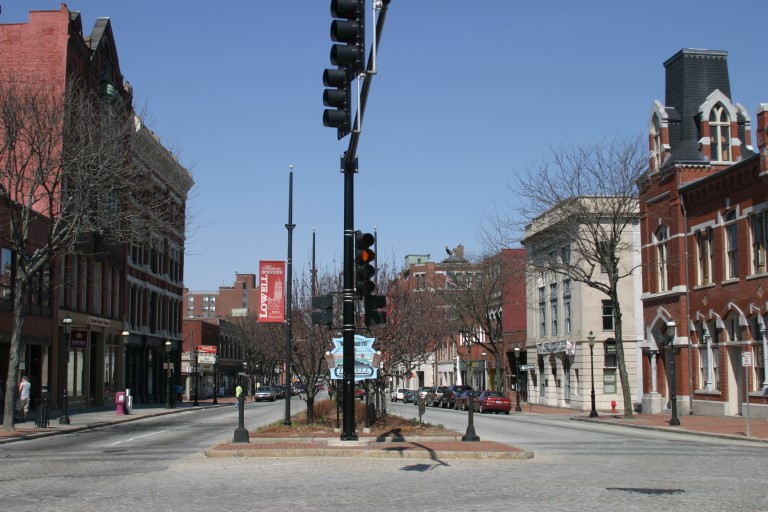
(526, 403), (768, 441)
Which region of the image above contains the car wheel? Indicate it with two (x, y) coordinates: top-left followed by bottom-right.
(504, 411), (510, 415)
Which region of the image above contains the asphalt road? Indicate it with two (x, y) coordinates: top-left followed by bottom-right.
(1, 399), (766, 512)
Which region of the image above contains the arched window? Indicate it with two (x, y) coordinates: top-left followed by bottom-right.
(656, 227), (669, 291)
(709, 103), (731, 162)
(651, 115), (663, 171)
(724, 210), (738, 278)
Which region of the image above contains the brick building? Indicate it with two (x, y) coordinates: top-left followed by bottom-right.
(0, 5), (192, 412)
(640, 48), (768, 418)
(395, 246), (527, 394)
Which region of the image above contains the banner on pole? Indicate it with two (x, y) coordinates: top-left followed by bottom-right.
(258, 260), (285, 322)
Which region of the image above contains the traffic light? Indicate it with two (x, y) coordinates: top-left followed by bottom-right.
(364, 294), (386, 326)
(311, 294), (334, 327)
(322, 67), (351, 139)
(330, 0), (365, 75)
(355, 231), (376, 295)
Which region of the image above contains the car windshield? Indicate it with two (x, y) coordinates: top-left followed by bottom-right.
(484, 392), (503, 397)
(257, 387), (271, 391)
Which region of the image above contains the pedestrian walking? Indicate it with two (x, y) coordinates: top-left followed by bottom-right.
(16, 376), (31, 422)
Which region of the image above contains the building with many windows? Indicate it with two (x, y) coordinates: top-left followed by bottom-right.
(0, 5), (192, 412)
(640, 48), (768, 418)
(522, 200), (644, 413)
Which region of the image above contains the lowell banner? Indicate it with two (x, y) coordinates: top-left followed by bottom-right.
(257, 260), (285, 322)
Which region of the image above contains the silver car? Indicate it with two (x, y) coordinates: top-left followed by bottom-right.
(253, 386), (277, 402)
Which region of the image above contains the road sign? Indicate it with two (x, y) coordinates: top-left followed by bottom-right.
(328, 334), (378, 381)
(742, 351), (753, 367)
(519, 364), (535, 371)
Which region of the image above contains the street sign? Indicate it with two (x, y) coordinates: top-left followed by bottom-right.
(742, 351), (753, 367)
(197, 345), (217, 354)
(519, 364), (535, 371)
(197, 354), (216, 364)
(328, 334), (378, 381)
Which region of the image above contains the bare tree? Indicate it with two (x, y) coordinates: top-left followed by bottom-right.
(438, 251), (519, 391)
(230, 315), (283, 392)
(291, 270), (339, 423)
(488, 135), (646, 418)
(0, 74), (178, 430)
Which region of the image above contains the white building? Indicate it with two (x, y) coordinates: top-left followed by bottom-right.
(522, 198), (644, 413)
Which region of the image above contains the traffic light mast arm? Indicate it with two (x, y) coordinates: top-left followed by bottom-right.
(343, 0), (391, 173)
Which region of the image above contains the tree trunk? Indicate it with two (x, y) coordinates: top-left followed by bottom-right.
(612, 292), (634, 419)
(2, 275), (29, 432)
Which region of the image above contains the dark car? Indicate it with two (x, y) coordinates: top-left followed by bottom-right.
(441, 385), (473, 409)
(272, 385), (286, 399)
(454, 390), (481, 411)
(402, 389), (417, 404)
(473, 390), (512, 414)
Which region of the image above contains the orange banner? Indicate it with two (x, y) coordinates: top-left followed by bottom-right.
(258, 260), (285, 322)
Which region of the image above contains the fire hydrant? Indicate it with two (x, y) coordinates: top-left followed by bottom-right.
(611, 400), (617, 413)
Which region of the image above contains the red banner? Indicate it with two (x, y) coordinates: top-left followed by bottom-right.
(258, 260), (285, 322)
(197, 345), (217, 354)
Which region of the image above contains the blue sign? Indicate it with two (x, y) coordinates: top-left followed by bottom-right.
(328, 335), (378, 381)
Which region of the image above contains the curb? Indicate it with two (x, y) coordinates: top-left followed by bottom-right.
(571, 416), (768, 444)
(204, 439), (534, 460)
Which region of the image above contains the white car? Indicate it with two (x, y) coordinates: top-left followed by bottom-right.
(390, 388), (408, 402)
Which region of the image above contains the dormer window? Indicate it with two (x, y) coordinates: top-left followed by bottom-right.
(709, 103), (731, 162)
(651, 115), (662, 171)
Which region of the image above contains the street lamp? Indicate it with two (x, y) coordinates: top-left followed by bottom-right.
(59, 314), (73, 424)
(587, 331), (598, 418)
(666, 320), (680, 426)
(481, 351), (487, 390)
(193, 349), (199, 406)
(514, 347), (522, 412)
(212, 339), (219, 405)
(164, 341), (173, 409)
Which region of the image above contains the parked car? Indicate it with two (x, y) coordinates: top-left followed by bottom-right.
(355, 384), (366, 400)
(427, 386), (448, 407)
(440, 385), (473, 409)
(473, 391), (512, 414)
(390, 387), (408, 402)
(272, 385), (286, 399)
(454, 390), (481, 411)
(413, 386), (430, 405)
(253, 386), (277, 402)
(403, 389), (417, 404)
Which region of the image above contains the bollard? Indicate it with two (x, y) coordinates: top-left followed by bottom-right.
(35, 398), (49, 428)
(611, 400), (617, 414)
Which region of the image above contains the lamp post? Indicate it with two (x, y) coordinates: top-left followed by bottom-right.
(59, 314), (73, 424)
(514, 347), (522, 412)
(164, 341), (173, 409)
(587, 331), (598, 418)
(193, 349), (199, 406)
(212, 339), (219, 405)
(666, 320), (680, 426)
(481, 351), (487, 390)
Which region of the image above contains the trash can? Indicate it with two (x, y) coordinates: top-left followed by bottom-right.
(115, 392), (126, 415)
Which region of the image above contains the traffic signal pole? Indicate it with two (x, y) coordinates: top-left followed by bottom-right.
(339, 0), (391, 441)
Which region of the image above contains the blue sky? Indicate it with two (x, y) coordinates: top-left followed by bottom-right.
(3, 1), (767, 291)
